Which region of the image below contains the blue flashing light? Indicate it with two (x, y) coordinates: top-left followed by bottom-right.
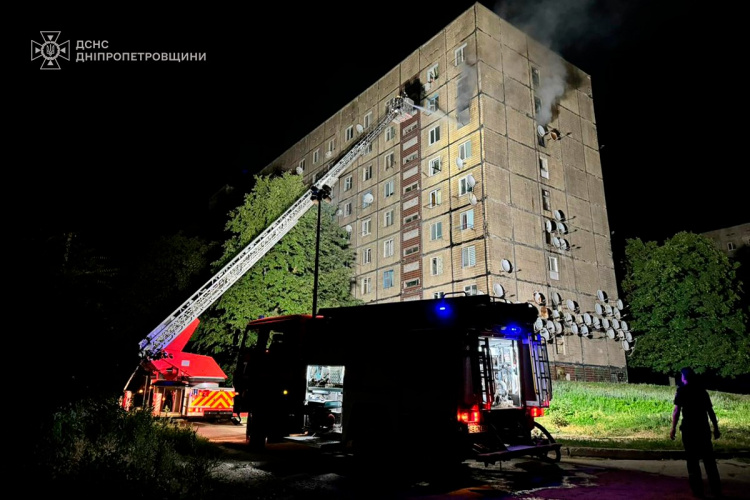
(435, 301), (452, 319)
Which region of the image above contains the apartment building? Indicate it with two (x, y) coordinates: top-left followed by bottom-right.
(258, 3), (628, 382)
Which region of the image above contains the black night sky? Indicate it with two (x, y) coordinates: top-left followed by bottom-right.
(15, 1), (744, 395)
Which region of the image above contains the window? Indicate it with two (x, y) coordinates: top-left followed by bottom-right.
(384, 238), (394, 257)
(427, 63), (439, 82)
(404, 182), (418, 194)
(362, 191), (373, 209)
(534, 96), (542, 117)
(363, 164), (373, 181)
(430, 221), (443, 240)
(404, 213), (419, 224)
(427, 94), (439, 113)
(313, 149), (319, 164)
(364, 111), (372, 129)
(384, 179), (394, 198)
(429, 189), (442, 207)
(403, 122), (418, 135)
(538, 133), (546, 147)
(385, 126), (395, 141)
(459, 140), (472, 160)
(383, 269), (394, 289)
(531, 66), (540, 88)
(344, 175), (353, 191)
(464, 284), (478, 296)
(328, 138), (335, 154)
(361, 277), (371, 295)
(461, 245), (476, 268)
(385, 152), (395, 169)
(430, 256), (443, 276)
(540, 157), (549, 179)
(298, 159), (305, 172)
(727, 242), (736, 251)
(542, 189), (551, 211)
(433, 292), (444, 299)
(457, 76), (470, 127)
(429, 125), (441, 145)
(346, 126), (354, 141)
(361, 247), (372, 264)
(362, 217), (372, 235)
(459, 176), (474, 195)
(454, 43), (467, 66)
(344, 202), (352, 216)
(363, 143), (373, 155)
(404, 152), (418, 164)
(384, 209), (394, 227)
(428, 157), (441, 176)
(460, 209), (474, 230)
(548, 256), (559, 280)
(404, 245), (419, 256)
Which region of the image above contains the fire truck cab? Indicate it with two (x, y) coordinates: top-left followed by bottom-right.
(233, 295), (560, 471)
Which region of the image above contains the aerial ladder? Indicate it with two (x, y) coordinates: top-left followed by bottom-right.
(135, 94), (415, 362)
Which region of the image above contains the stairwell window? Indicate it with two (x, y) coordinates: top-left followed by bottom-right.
(461, 245), (476, 268)
(431, 256), (443, 276)
(429, 125), (441, 145)
(455, 43), (467, 66)
(383, 269), (394, 289)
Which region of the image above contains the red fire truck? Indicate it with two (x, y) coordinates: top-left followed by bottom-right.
(232, 295), (560, 472)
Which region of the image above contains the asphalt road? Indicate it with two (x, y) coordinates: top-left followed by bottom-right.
(193, 421), (750, 499)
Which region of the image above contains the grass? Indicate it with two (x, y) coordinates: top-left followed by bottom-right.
(536, 380), (750, 453)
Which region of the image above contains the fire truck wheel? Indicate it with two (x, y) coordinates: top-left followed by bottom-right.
(231, 416), (242, 425)
(530, 422), (561, 463)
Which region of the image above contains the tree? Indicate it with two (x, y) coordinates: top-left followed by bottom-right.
(622, 231), (748, 378)
(191, 172), (360, 368)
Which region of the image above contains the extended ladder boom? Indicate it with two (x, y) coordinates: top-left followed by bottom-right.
(139, 95), (414, 359)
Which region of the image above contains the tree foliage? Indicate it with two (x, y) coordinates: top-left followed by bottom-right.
(622, 231), (748, 378)
(192, 172), (361, 366)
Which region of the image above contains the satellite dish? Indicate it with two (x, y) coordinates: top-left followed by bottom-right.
(534, 292), (546, 305)
(613, 307), (621, 319)
(552, 292), (562, 306)
(456, 157), (464, 168)
(621, 321), (629, 332)
(602, 318), (611, 329)
(622, 340), (631, 351)
(356, 124), (364, 133)
(467, 174), (476, 188)
(625, 331), (633, 342)
(583, 313), (592, 325)
(537, 125), (546, 137)
(295, 166), (304, 175)
(554, 322), (563, 334)
(615, 329), (624, 340)
(566, 299), (578, 312)
(563, 312), (573, 324)
(592, 317), (601, 330)
(616, 299), (624, 310)
(606, 328), (616, 339)
(580, 325), (590, 337)
(571, 323), (579, 335)
(540, 328), (550, 341)
(546, 320), (555, 331)
(558, 222), (568, 234)
(469, 194), (478, 206)
(595, 303), (604, 315)
(561, 239), (570, 250)
(549, 129), (559, 140)
(493, 283), (505, 298)
(363, 193), (374, 204)
(345, 225), (352, 233)
(501, 259), (512, 272)
(336, 208), (343, 216)
(596, 290), (608, 302)
(605, 304), (613, 316)
(551, 309), (560, 319)
(545, 219), (555, 233)
(552, 236), (561, 248)
(612, 319), (621, 330)
(534, 317), (544, 332)
(553, 209), (565, 221)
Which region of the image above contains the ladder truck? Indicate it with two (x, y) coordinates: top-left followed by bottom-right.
(123, 93), (417, 416)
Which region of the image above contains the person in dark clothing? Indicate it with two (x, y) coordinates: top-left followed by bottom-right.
(670, 367), (722, 498)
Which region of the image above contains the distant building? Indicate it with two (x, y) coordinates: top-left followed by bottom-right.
(258, 3), (628, 382)
(701, 223), (750, 258)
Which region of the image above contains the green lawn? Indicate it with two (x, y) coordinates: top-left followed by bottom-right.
(536, 380), (750, 453)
